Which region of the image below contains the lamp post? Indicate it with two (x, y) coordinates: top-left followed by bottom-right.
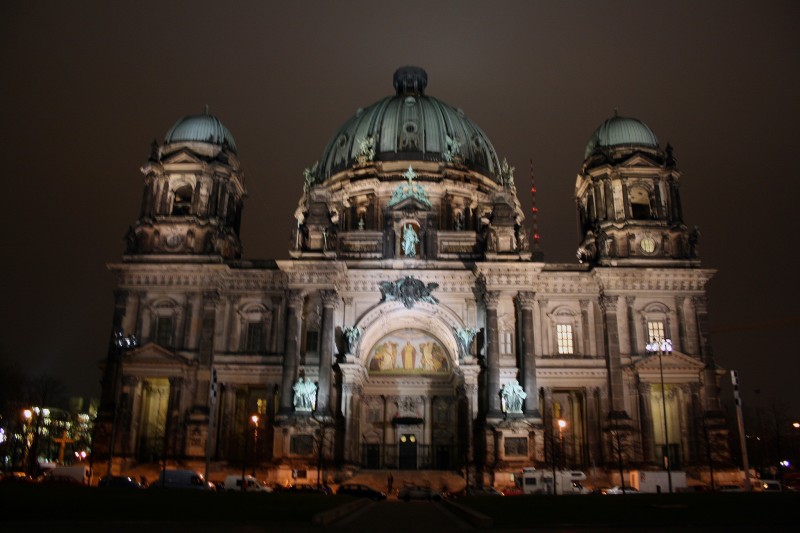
(558, 419), (567, 470)
(647, 337), (673, 494)
(251, 414), (259, 477)
(106, 329), (138, 481)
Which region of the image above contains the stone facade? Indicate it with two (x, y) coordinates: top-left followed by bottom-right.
(97, 68), (728, 484)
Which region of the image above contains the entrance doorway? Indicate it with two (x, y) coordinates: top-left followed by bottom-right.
(398, 434), (417, 470)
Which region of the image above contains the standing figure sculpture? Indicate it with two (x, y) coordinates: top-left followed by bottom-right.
(402, 224), (419, 257)
(293, 377), (317, 412)
(501, 379), (527, 414)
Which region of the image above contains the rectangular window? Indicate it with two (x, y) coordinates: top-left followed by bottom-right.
(246, 322), (265, 352)
(500, 331), (513, 355)
(290, 435), (314, 455)
(305, 330), (319, 355)
(504, 437), (528, 457)
(556, 324), (574, 354)
(154, 316), (174, 347)
(647, 321), (666, 343)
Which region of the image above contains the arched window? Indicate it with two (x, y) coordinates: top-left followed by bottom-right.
(171, 184), (193, 216)
(641, 303), (672, 350)
(550, 306), (579, 356)
(150, 299), (179, 348)
(629, 186), (652, 220)
(239, 304), (271, 354)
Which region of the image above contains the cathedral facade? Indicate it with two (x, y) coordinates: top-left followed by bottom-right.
(96, 67), (728, 485)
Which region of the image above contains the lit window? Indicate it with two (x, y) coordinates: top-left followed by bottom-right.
(556, 324), (574, 355)
(647, 321), (666, 343)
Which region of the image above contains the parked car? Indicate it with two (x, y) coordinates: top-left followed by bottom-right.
(151, 469), (213, 490)
(223, 475), (273, 492)
(337, 483), (387, 500)
(755, 480), (782, 492)
(398, 485), (444, 502)
(601, 486), (639, 495)
(278, 484), (329, 494)
(466, 486), (504, 496)
(98, 475), (144, 489)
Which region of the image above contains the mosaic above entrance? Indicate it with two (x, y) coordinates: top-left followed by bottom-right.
(367, 329), (450, 374)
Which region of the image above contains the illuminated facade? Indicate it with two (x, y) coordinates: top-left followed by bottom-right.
(97, 67), (729, 484)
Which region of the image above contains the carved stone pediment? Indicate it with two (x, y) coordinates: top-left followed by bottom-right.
(124, 342), (191, 367)
(634, 351), (705, 382)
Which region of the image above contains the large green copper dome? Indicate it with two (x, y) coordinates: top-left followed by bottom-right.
(164, 110), (237, 153)
(584, 114), (659, 158)
(317, 66), (502, 182)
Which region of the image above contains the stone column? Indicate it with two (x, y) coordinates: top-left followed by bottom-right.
(279, 290), (305, 415)
(516, 291), (540, 417)
(199, 291), (219, 366)
(585, 387), (601, 466)
(625, 296), (637, 355)
(317, 289), (338, 416)
(675, 297), (688, 354)
(600, 295), (629, 418)
(219, 384), (237, 458)
(638, 382), (656, 463)
(693, 296), (721, 412)
(484, 291), (502, 416)
(580, 300), (592, 356)
(166, 377), (184, 458)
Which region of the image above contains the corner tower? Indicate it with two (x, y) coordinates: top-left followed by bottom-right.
(575, 113), (697, 266)
(125, 110), (246, 261)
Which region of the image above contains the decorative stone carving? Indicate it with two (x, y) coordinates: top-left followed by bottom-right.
(388, 166), (432, 208)
(501, 379), (527, 414)
(342, 326), (362, 353)
(455, 327), (478, 358)
(378, 276), (439, 308)
(293, 377), (317, 413)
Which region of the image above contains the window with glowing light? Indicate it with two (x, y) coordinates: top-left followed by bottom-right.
(556, 324), (574, 355)
(647, 321), (666, 343)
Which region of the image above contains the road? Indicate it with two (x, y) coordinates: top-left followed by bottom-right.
(330, 500), (474, 532)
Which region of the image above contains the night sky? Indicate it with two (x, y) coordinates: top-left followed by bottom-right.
(2, 1), (798, 417)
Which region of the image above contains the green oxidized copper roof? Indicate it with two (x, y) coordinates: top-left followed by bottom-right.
(164, 109), (237, 153)
(584, 114), (659, 158)
(316, 67), (502, 182)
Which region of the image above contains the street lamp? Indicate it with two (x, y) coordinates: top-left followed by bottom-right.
(251, 414), (259, 477)
(107, 329), (138, 480)
(647, 337), (673, 494)
(558, 419), (567, 469)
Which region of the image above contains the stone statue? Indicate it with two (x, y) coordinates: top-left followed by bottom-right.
(342, 326), (362, 353)
(293, 377), (317, 412)
(455, 327), (478, 359)
(501, 379), (527, 414)
(402, 224), (419, 257)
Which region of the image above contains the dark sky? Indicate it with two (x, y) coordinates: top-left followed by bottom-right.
(2, 1), (798, 417)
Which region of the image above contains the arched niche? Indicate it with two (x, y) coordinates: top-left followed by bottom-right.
(354, 301), (465, 370)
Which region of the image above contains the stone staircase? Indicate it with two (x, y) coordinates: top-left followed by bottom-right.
(344, 469), (467, 495)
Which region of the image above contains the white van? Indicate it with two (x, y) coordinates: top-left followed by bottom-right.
(50, 465), (90, 485)
(224, 474), (273, 492)
(153, 469), (212, 490)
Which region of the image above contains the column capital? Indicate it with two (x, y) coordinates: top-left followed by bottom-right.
(600, 294), (618, 311)
(287, 289), (306, 308)
(483, 290), (501, 310)
(516, 291), (536, 310)
(320, 289), (339, 308)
